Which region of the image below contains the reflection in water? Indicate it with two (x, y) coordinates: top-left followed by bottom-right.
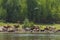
(0, 33), (59, 40)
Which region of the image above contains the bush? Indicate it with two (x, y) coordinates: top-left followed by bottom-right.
(23, 18), (30, 28)
(23, 18), (35, 29)
(29, 22), (34, 28)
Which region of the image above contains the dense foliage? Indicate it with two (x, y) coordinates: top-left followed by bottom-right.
(0, 0), (60, 24)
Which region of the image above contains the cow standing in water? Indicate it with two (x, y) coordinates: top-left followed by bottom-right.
(8, 25), (20, 32)
(0, 26), (4, 32)
(48, 26), (56, 33)
(44, 26), (49, 32)
(2, 26), (9, 32)
(2, 25), (14, 32)
(30, 26), (40, 32)
(8, 26), (14, 32)
(13, 25), (20, 32)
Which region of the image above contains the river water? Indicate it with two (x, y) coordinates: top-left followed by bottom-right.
(0, 33), (60, 40)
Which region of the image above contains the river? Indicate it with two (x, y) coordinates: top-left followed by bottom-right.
(0, 33), (60, 40)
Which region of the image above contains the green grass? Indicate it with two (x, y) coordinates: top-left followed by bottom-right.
(35, 24), (60, 30)
(0, 22), (60, 30)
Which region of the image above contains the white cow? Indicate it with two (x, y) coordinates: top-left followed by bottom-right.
(0, 26), (3, 32)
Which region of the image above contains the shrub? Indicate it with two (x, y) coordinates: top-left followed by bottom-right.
(29, 22), (34, 28)
(23, 18), (30, 28)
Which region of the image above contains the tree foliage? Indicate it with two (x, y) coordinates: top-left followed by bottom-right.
(0, 0), (60, 24)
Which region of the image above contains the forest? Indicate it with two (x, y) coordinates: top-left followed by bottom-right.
(0, 0), (60, 24)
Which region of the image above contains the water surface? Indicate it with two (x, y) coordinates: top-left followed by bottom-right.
(0, 33), (60, 40)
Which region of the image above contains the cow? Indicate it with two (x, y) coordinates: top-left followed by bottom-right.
(30, 26), (40, 32)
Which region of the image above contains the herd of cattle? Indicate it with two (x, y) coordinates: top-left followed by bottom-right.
(0, 25), (60, 33)
(0, 25), (20, 32)
(24, 26), (60, 33)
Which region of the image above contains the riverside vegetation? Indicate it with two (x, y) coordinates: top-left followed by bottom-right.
(0, 19), (60, 33)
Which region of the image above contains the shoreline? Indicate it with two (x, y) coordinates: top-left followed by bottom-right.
(0, 32), (60, 34)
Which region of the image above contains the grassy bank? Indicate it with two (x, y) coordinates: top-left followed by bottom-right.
(0, 22), (60, 30)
